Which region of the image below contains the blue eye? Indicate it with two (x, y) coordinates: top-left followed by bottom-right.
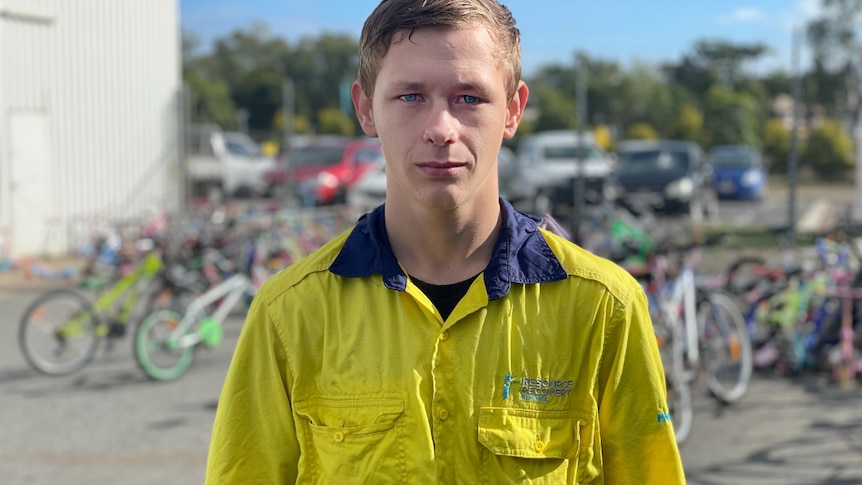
(400, 94), (420, 102)
(461, 95), (480, 105)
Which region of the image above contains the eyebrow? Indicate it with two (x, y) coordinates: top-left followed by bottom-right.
(385, 80), (493, 98)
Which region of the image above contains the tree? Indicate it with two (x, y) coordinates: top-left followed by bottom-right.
(703, 85), (762, 149)
(317, 107), (355, 137)
(529, 84), (575, 131)
(665, 40), (770, 98)
(624, 123), (659, 140)
(667, 103), (708, 145)
(805, 0), (862, 123)
(803, 118), (854, 179)
(762, 118), (792, 173)
(185, 74), (237, 129)
(617, 62), (680, 138)
(287, 33), (360, 134)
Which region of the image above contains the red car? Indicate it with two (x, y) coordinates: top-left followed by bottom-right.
(265, 136), (384, 206)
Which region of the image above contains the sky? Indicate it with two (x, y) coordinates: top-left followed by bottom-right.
(179, 0), (823, 76)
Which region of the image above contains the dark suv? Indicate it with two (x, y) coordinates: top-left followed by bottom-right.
(613, 140), (719, 222)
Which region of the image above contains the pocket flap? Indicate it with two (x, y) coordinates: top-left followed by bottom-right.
(478, 407), (584, 459)
(294, 398), (404, 435)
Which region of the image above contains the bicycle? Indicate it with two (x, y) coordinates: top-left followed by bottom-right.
(727, 237), (861, 379)
(134, 242), (262, 381)
(641, 243), (754, 444)
(18, 245), (166, 376)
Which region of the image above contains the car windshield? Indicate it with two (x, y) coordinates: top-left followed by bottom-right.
(542, 146), (605, 163)
(710, 153), (756, 168)
(224, 137), (260, 157)
(618, 149), (689, 173)
(290, 146), (346, 167)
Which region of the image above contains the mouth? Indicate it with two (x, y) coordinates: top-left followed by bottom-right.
(416, 161), (466, 177)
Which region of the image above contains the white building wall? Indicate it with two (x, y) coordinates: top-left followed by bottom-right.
(0, 0), (182, 258)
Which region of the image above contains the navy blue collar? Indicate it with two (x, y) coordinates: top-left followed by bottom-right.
(329, 199), (567, 300)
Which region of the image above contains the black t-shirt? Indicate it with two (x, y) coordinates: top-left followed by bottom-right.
(410, 273), (481, 320)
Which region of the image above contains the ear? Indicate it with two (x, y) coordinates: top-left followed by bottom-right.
(503, 81), (529, 139)
(351, 80), (378, 137)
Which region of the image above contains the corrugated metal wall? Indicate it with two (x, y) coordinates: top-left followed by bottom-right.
(0, 0), (181, 257)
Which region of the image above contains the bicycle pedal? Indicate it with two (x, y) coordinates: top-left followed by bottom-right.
(107, 323), (127, 338)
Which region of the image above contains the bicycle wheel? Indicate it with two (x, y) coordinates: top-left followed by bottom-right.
(667, 375), (693, 445)
(19, 289), (101, 375)
(699, 290), (754, 404)
(134, 310), (195, 381)
(723, 256), (767, 297)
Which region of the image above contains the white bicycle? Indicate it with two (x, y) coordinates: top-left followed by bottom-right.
(645, 245), (753, 444)
(134, 272), (257, 381)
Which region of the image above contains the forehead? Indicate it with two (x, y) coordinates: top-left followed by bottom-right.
(376, 26), (505, 91)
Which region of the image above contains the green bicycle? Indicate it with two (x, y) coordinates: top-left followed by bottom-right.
(18, 248), (169, 376)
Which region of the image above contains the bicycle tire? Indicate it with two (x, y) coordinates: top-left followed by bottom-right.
(723, 256), (767, 297)
(668, 374), (693, 444)
(134, 309), (195, 381)
(699, 290), (754, 404)
(18, 289), (100, 376)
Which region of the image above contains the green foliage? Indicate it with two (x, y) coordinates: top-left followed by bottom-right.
(185, 75), (236, 129)
(802, 118), (854, 180)
(531, 84), (575, 131)
(667, 103), (708, 145)
(624, 123), (659, 140)
(762, 118), (791, 173)
(704, 85), (762, 149)
(317, 108), (355, 137)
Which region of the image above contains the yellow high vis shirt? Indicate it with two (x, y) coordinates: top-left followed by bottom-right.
(206, 200), (685, 484)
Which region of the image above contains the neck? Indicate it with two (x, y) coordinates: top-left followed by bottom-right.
(384, 196), (502, 285)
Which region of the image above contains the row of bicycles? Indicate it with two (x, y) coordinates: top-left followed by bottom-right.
(568, 199), (862, 444)
(17, 203), (353, 382)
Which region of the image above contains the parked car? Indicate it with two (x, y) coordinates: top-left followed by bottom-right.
(515, 130), (617, 218)
(612, 139), (719, 222)
(346, 146), (528, 215)
(186, 124), (277, 200)
(264, 136), (384, 206)
(707, 145), (767, 200)
(346, 157), (387, 215)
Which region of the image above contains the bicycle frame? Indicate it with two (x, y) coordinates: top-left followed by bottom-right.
(58, 251), (164, 338)
(652, 251), (700, 375)
(169, 273), (255, 349)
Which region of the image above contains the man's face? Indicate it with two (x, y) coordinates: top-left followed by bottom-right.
(353, 26), (526, 211)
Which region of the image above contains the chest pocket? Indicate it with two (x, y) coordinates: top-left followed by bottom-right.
(478, 407), (593, 483)
(294, 398), (406, 483)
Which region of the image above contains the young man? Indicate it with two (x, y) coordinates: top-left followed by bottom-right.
(205, 0), (685, 483)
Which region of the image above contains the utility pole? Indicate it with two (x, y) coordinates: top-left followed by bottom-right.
(855, 78), (862, 224)
(283, 78), (296, 207)
(787, 28), (802, 248)
(572, 56), (587, 244)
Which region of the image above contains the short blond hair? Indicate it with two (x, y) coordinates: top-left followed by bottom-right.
(357, 0), (521, 100)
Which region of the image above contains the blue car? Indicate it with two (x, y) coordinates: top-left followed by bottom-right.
(708, 145), (767, 200)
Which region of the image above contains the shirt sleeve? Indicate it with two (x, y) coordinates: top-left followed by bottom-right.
(205, 292), (300, 484)
(596, 285), (686, 484)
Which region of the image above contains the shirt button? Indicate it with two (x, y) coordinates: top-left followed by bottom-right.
(534, 441), (545, 452)
(439, 331), (449, 341)
(334, 431), (344, 443)
(438, 409), (449, 421)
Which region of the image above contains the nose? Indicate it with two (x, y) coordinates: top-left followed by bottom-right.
(423, 102), (457, 147)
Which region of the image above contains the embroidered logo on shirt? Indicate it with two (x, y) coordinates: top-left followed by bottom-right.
(503, 374), (573, 402)
(657, 412), (672, 423)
